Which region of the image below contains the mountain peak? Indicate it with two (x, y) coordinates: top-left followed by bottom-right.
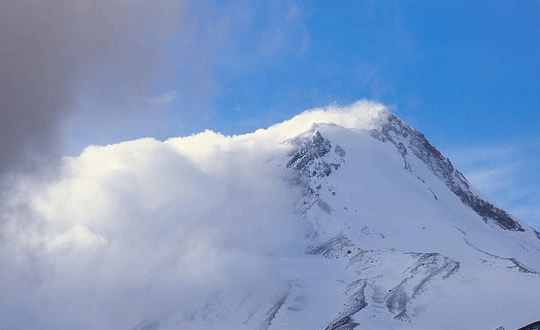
(371, 113), (524, 232)
(136, 104), (540, 329)
(281, 108), (525, 232)
(3, 101), (540, 330)
(260, 100), (390, 144)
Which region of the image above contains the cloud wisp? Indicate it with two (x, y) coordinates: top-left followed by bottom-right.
(447, 140), (540, 229)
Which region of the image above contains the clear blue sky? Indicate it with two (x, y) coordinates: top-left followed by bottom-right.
(62, 0), (540, 227)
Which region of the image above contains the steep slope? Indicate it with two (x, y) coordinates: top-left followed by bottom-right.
(281, 121), (540, 330)
(132, 103), (540, 330)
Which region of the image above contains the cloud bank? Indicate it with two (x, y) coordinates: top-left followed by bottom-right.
(0, 101), (387, 329)
(1, 0), (312, 177)
(0, 136), (296, 329)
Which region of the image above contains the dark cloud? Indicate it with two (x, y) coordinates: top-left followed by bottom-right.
(0, 0), (312, 178)
(0, 0), (185, 175)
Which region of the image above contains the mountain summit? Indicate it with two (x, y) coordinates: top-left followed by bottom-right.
(134, 102), (540, 330)
(2, 101), (539, 330)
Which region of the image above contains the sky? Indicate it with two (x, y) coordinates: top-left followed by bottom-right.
(1, 2), (540, 328)
(2, 2), (540, 228)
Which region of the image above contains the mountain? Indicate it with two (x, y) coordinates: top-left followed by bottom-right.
(129, 102), (540, 330)
(1, 101), (539, 330)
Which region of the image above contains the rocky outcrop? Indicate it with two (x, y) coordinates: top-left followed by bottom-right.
(517, 321), (540, 330)
(287, 130), (344, 179)
(286, 130), (345, 215)
(307, 234), (459, 325)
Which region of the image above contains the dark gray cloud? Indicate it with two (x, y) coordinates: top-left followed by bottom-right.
(0, 0), (311, 176)
(0, 0), (185, 175)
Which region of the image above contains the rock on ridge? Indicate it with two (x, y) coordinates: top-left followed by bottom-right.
(517, 320), (540, 330)
(287, 131), (339, 177)
(286, 130), (345, 216)
(370, 113), (524, 232)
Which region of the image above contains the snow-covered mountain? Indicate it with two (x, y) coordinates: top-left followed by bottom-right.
(128, 103), (540, 330)
(1, 101), (539, 330)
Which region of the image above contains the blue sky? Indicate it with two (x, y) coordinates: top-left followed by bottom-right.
(57, 1), (540, 228)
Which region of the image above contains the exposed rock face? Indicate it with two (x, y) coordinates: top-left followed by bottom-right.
(306, 233), (460, 328)
(370, 113), (523, 231)
(287, 131), (343, 179)
(517, 321), (540, 330)
(286, 130), (345, 216)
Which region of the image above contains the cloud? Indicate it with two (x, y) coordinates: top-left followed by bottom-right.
(1, 0), (312, 178)
(0, 136), (298, 329)
(0, 101), (387, 329)
(256, 0), (310, 56)
(0, 0), (186, 176)
(446, 140), (540, 229)
(150, 91), (180, 106)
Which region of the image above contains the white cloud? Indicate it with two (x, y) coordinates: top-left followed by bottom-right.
(465, 165), (517, 196)
(0, 100), (388, 330)
(446, 140), (540, 229)
(150, 91), (179, 106)
(0, 137), (294, 329)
